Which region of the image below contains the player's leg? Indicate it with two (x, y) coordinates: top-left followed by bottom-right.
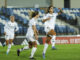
(17, 41), (32, 56)
(51, 35), (56, 49)
(43, 35), (52, 58)
(49, 30), (57, 50)
(2, 35), (9, 47)
(6, 39), (13, 55)
(3, 40), (9, 47)
(18, 44), (30, 52)
(6, 40), (9, 45)
(6, 34), (14, 55)
(29, 41), (37, 59)
(17, 37), (32, 56)
(20, 32), (32, 50)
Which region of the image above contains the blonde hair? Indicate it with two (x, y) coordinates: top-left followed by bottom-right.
(29, 11), (39, 19)
(10, 15), (15, 19)
(29, 11), (34, 19)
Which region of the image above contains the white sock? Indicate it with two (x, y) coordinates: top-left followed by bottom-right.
(7, 44), (11, 53)
(51, 35), (56, 47)
(20, 46), (29, 51)
(43, 43), (48, 54)
(30, 47), (37, 58)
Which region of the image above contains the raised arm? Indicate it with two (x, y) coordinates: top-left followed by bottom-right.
(58, 8), (63, 15)
(42, 17), (51, 23)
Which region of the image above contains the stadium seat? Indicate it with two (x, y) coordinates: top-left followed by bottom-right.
(23, 19), (28, 24)
(23, 27), (27, 34)
(36, 25), (40, 31)
(0, 24), (4, 35)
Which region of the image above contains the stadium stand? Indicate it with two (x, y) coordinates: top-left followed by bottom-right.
(0, 7), (80, 36)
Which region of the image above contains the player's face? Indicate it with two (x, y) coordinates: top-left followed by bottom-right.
(10, 16), (15, 22)
(49, 7), (53, 13)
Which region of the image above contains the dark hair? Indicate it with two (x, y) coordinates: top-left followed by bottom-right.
(31, 11), (39, 18)
(47, 5), (53, 13)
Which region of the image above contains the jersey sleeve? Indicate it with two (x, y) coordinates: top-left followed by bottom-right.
(31, 20), (36, 26)
(4, 22), (8, 32)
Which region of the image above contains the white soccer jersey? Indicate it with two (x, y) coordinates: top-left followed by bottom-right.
(4, 21), (19, 34)
(26, 18), (37, 38)
(43, 13), (58, 33)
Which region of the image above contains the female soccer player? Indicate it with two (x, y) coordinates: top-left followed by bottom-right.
(17, 11), (39, 59)
(42, 5), (63, 58)
(4, 15), (19, 55)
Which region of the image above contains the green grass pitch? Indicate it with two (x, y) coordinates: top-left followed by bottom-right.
(0, 44), (80, 60)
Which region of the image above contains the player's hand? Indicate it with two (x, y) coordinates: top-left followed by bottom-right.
(58, 8), (63, 12)
(4, 32), (6, 35)
(46, 17), (51, 20)
(58, 8), (62, 10)
(36, 31), (39, 35)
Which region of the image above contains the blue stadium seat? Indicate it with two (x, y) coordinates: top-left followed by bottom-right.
(0, 8), (1, 12)
(61, 13), (66, 17)
(2, 7), (6, 14)
(5, 18), (9, 22)
(69, 16), (73, 20)
(0, 16), (6, 20)
(0, 27), (4, 35)
(18, 25), (23, 34)
(69, 28), (74, 33)
(36, 25), (40, 31)
(19, 17), (23, 22)
(23, 27), (27, 34)
(54, 8), (60, 13)
(14, 14), (19, 19)
(61, 26), (66, 33)
(24, 12), (29, 16)
(7, 8), (13, 15)
(66, 15), (70, 20)
(41, 10), (45, 14)
(39, 26), (45, 34)
(23, 19), (28, 24)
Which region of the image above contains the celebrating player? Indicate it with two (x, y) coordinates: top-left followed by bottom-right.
(4, 15), (19, 55)
(17, 11), (39, 59)
(42, 5), (63, 58)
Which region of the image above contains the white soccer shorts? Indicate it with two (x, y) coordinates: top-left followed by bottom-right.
(5, 34), (14, 40)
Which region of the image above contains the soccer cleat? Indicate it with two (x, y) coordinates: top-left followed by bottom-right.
(17, 49), (20, 56)
(42, 53), (45, 59)
(29, 57), (35, 59)
(52, 46), (57, 50)
(29, 56), (36, 60)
